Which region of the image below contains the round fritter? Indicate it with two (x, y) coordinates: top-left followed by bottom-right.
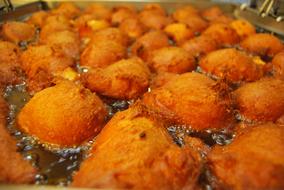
(21, 45), (74, 93)
(172, 5), (199, 22)
(150, 72), (179, 89)
(179, 16), (209, 34)
(181, 35), (219, 58)
(26, 11), (48, 28)
(84, 4), (112, 20)
(81, 57), (151, 100)
(17, 81), (107, 147)
(148, 47), (196, 74)
(51, 2), (81, 19)
(40, 15), (72, 41)
(0, 97), (36, 184)
(164, 23), (194, 45)
(139, 10), (172, 30)
(131, 30), (169, 61)
(230, 19), (256, 40)
(203, 23), (240, 46)
(201, 6), (223, 21)
(111, 8), (136, 25)
(0, 41), (22, 88)
(199, 48), (263, 82)
(119, 17), (146, 39)
(40, 30), (80, 59)
(1, 21), (36, 43)
(142, 72), (234, 130)
(72, 104), (203, 189)
(80, 40), (127, 68)
(272, 51), (284, 79)
(240, 33), (284, 58)
(208, 123), (284, 190)
(142, 3), (166, 15)
(233, 78), (284, 122)
(90, 27), (129, 46)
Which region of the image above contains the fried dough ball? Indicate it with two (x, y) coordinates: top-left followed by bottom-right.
(240, 33), (284, 58)
(139, 10), (172, 30)
(52, 2), (81, 19)
(199, 48), (263, 82)
(21, 45), (74, 93)
(150, 72), (179, 89)
(81, 58), (151, 99)
(111, 8), (136, 25)
(84, 4), (112, 20)
(1, 21), (36, 43)
(0, 41), (22, 89)
(208, 123), (284, 190)
(181, 35), (219, 58)
(201, 6), (223, 21)
(233, 78), (284, 122)
(0, 97), (37, 184)
(90, 27), (129, 46)
(272, 51), (284, 79)
(72, 104), (203, 189)
(230, 19), (256, 40)
(26, 11), (48, 28)
(142, 72), (234, 130)
(172, 5), (199, 22)
(142, 3), (166, 15)
(148, 47), (196, 74)
(40, 15), (72, 41)
(80, 40), (126, 68)
(119, 18), (146, 39)
(203, 23), (240, 46)
(40, 30), (80, 60)
(18, 81), (107, 147)
(164, 23), (194, 45)
(179, 16), (209, 34)
(131, 30), (169, 61)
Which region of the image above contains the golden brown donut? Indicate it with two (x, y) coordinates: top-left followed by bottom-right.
(181, 35), (219, 58)
(111, 8), (137, 25)
(0, 41), (22, 89)
(51, 2), (81, 19)
(172, 5), (200, 22)
(203, 23), (240, 46)
(272, 51), (284, 79)
(80, 40), (127, 68)
(230, 19), (256, 40)
(201, 6), (224, 21)
(0, 97), (37, 184)
(208, 123), (284, 190)
(119, 17), (146, 39)
(142, 72), (234, 130)
(40, 30), (80, 60)
(240, 33), (284, 58)
(84, 4), (112, 21)
(81, 57), (151, 100)
(17, 81), (107, 147)
(131, 30), (169, 61)
(148, 47), (196, 74)
(40, 15), (72, 42)
(164, 23), (195, 45)
(199, 48), (263, 82)
(72, 103), (203, 189)
(1, 21), (36, 44)
(179, 16), (209, 34)
(90, 27), (129, 46)
(139, 10), (173, 30)
(233, 78), (284, 122)
(21, 45), (74, 93)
